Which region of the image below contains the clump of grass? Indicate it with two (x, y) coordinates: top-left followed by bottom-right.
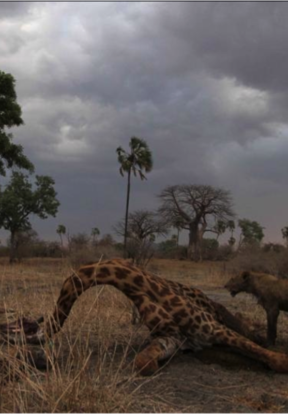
(0, 260), (170, 413)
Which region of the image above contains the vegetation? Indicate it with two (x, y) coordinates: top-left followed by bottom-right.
(159, 184), (235, 261)
(0, 172), (60, 262)
(0, 70), (34, 176)
(56, 224), (66, 252)
(2, 257), (288, 412)
(281, 226), (288, 246)
(238, 219), (265, 248)
(116, 137), (153, 256)
(91, 227), (100, 243)
(114, 209), (168, 265)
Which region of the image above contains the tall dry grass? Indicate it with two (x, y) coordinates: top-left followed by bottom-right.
(0, 258), (189, 413)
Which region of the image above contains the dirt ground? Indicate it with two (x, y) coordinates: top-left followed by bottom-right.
(1, 258), (288, 413)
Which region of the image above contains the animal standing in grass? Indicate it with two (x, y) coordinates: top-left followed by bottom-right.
(225, 270), (288, 346)
(31, 259), (288, 375)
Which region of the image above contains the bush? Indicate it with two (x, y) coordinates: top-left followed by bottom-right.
(229, 244), (288, 277)
(67, 232), (121, 269)
(201, 238), (219, 260)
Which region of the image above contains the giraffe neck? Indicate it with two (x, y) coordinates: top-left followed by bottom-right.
(46, 261), (142, 335)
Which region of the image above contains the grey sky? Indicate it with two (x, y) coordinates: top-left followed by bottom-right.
(1, 2), (288, 244)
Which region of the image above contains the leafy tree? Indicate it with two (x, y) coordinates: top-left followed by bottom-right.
(159, 184), (234, 261)
(281, 226), (288, 246)
(201, 238), (219, 260)
(226, 220), (236, 247)
(0, 171), (60, 262)
(238, 219), (264, 247)
(158, 237), (178, 254)
(0, 70), (34, 176)
(6, 228), (38, 261)
(213, 220), (227, 240)
(116, 137), (153, 256)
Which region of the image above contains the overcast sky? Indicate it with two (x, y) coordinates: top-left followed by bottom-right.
(1, 2), (288, 244)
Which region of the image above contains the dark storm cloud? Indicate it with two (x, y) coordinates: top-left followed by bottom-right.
(1, 2), (288, 242)
(0, 2), (31, 18)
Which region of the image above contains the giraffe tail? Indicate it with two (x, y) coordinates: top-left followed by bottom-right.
(213, 324), (288, 373)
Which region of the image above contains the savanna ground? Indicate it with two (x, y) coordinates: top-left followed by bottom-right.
(1, 258), (288, 413)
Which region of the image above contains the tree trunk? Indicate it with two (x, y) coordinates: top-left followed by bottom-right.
(9, 231), (18, 264)
(188, 223), (200, 261)
(187, 220), (206, 261)
(124, 168), (131, 258)
(176, 228), (180, 247)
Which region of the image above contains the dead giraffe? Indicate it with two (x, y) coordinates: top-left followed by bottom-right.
(31, 258), (288, 375)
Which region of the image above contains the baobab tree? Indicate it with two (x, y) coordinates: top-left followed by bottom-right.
(159, 184), (235, 261)
(116, 137), (153, 256)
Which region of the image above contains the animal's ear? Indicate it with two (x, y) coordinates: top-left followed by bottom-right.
(242, 271), (250, 280)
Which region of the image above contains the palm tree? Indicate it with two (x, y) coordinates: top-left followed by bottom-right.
(57, 224), (66, 254)
(116, 137), (153, 256)
(91, 227), (100, 243)
(57, 224), (66, 240)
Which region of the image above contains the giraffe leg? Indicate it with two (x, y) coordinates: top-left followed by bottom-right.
(134, 336), (180, 376)
(213, 323), (288, 373)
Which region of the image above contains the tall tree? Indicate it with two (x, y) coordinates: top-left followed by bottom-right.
(116, 137), (153, 256)
(281, 226), (288, 246)
(0, 171), (60, 263)
(227, 220), (236, 247)
(114, 209), (168, 241)
(159, 184), (234, 261)
(238, 219), (264, 248)
(213, 220), (227, 240)
(0, 71), (34, 176)
(171, 218), (184, 247)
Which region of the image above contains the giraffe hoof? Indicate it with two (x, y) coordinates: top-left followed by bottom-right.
(135, 354), (159, 376)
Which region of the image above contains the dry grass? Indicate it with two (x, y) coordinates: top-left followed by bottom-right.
(0, 258), (197, 413)
(1, 257), (288, 413)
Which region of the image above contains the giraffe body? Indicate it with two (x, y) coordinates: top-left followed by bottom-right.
(34, 258), (288, 375)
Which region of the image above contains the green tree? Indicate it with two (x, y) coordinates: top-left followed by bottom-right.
(213, 220), (227, 240)
(116, 137), (153, 256)
(238, 219), (264, 247)
(7, 228), (38, 261)
(0, 171), (60, 263)
(0, 71), (34, 176)
(226, 220), (236, 247)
